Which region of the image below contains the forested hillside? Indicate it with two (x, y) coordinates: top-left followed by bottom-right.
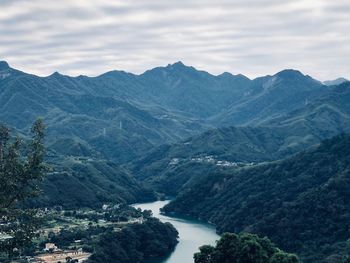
(264, 82), (350, 136)
(0, 62), (207, 163)
(212, 69), (328, 126)
(28, 157), (155, 208)
(195, 233), (300, 263)
(163, 134), (350, 262)
(87, 218), (179, 263)
(131, 82), (350, 195)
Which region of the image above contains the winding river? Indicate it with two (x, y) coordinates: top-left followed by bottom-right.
(133, 200), (219, 263)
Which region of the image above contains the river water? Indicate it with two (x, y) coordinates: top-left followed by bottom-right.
(133, 200), (219, 263)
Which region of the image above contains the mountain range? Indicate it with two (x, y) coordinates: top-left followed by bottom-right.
(1, 60), (350, 205)
(1, 60), (343, 162)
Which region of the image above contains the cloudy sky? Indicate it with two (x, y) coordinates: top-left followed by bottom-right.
(0, 0), (349, 80)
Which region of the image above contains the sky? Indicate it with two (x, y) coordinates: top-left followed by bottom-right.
(0, 0), (349, 81)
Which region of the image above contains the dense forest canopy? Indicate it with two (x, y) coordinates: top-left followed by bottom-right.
(194, 233), (299, 263)
(87, 218), (178, 263)
(163, 134), (350, 262)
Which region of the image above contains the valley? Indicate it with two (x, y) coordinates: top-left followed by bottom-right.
(2, 1), (350, 262)
(1, 61), (350, 263)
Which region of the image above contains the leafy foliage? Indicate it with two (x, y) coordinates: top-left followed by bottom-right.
(87, 218), (178, 263)
(194, 233), (299, 263)
(0, 120), (45, 258)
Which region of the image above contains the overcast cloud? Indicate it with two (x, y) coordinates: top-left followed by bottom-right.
(0, 0), (349, 80)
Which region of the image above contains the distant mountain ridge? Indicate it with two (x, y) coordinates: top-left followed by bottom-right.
(211, 69), (327, 126)
(0, 60), (332, 163)
(323, 77), (348, 86)
(0, 61), (209, 163)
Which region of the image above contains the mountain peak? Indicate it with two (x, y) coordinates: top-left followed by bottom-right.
(166, 61), (188, 70)
(218, 72), (250, 81)
(275, 69), (304, 78)
(49, 71), (64, 78)
(98, 69), (134, 78)
(171, 61), (185, 67)
(323, 77), (349, 86)
(0, 61), (10, 70)
(218, 72), (234, 77)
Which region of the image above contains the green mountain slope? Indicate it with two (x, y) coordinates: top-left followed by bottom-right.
(138, 62), (252, 118)
(264, 82), (350, 135)
(29, 156), (155, 208)
(130, 126), (306, 195)
(0, 62), (207, 163)
(131, 82), (350, 195)
(163, 134), (350, 262)
(213, 69), (328, 126)
(0, 61), (329, 161)
(2, 60), (347, 212)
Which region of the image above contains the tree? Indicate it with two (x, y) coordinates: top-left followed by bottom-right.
(214, 233), (240, 263)
(269, 252), (300, 263)
(0, 120), (45, 259)
(194, 245), (215, 263)
(194, 233), (300, 263)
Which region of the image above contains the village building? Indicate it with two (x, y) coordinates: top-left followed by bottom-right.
(44, 243), (58, 252)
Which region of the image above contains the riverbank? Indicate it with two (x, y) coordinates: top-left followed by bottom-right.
(133, 200), (219, 263)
